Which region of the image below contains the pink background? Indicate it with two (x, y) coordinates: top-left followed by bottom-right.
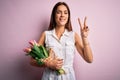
(0, 0), (120, 80)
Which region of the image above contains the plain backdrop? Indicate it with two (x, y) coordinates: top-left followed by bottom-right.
(0, 0), (120, 80)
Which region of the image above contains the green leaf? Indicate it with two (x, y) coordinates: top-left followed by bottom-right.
(56, 69), (65, 75)
(35, 57), (44, 65)
(41, 45), (49, 57)
(31, 49), (45, 58)
(32, 44), (40, 53)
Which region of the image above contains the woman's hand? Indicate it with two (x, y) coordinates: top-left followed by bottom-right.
(78, 17), (89, 38)
(77, 17), (93, 63)
(44, 49), (63, 70)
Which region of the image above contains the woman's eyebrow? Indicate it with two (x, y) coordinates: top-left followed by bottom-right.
(65, 10), (68, 12)
(57, 9), (68, 11)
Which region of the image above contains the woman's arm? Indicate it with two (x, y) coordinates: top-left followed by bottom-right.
(38, 31), (46, 45)
(75, 17), (93, 63)
(75, 32), (93, 63)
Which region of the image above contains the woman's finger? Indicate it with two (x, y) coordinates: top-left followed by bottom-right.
(49, 48), (56, 58)
(78, 18), (83, 30)
(86, 26), (89, 31)
(84, 16), (87, 27)
(57, 59), (63, 63)
(56, 63), (63, 69)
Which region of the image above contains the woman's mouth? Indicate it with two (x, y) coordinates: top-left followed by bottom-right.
(59, 18), (66, 22)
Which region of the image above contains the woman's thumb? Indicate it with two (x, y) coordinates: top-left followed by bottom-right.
(49, 48), (55, 58)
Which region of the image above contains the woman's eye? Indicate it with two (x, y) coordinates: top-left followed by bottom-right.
(56, 11), (61, 14)
(64, 12), (68, 14)
(64, 11), (68, 14)
(56, 10), (68, 15)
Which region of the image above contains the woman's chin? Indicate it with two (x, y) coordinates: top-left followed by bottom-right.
(59, 22), (66, 26)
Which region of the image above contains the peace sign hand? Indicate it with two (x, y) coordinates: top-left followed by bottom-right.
(78, 17), (89, 38)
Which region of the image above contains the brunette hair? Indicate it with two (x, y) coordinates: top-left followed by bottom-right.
(48, 2), (72, 31)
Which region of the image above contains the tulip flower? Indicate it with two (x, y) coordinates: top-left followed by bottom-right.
(29, 40), (34, 46)
(23, 47), (31, 53)
(29, 40), (39, 46)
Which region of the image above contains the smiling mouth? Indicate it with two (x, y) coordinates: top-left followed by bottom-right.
(60, 18), (66, 22)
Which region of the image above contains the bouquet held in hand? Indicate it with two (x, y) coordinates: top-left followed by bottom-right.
(23, 40), (65, 75)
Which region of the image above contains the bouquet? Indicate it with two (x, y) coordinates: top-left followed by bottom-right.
(23, 40), (65, 75)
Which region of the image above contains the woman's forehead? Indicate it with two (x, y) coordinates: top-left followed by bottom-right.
(57, 5), (68, 11)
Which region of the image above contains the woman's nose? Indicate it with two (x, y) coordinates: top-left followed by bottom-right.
(61, 12), (64, 17)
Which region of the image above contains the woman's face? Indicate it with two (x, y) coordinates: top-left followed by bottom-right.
(55, 5), (69, 27)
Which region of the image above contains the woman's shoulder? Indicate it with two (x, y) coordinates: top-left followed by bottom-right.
(67, 30), (75, 36)
(41, 30), (54, 37)
(68, 31), (80, 39)
(44, 30), (53, 34)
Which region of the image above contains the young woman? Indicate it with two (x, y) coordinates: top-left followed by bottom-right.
(30, 2), (93, 80)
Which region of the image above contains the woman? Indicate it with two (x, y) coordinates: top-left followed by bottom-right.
(31, 2), (93, 80)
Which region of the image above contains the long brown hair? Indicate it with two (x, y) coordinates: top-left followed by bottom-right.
(48, 2), (72, 31)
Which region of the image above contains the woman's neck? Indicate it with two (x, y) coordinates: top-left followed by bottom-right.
(55, 26), (65, 34)
(55, 26), (65, 39)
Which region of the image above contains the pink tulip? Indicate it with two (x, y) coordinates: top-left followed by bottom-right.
(29, 40), (38, 46)
(29, 40), (34, 46)
(23, 47), (31, 53)
(33, 40), (38, 45)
